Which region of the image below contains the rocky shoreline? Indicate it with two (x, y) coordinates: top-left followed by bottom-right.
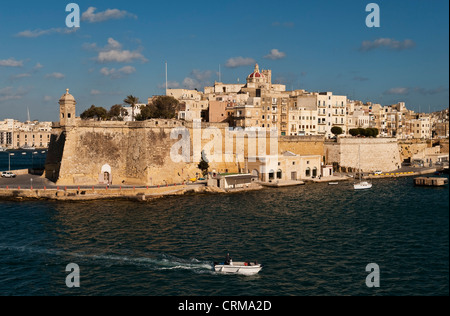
(0, 183), (265, 202)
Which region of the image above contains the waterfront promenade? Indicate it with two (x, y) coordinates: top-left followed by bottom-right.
(0, 165), (443, 202)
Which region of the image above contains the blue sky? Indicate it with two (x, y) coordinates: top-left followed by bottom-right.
(0, 0), (448, 121)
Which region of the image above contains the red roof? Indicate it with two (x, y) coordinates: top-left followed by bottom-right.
(248, 72), (264, 78)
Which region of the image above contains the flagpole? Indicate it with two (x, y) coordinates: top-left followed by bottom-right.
(165, 62), (168, 95)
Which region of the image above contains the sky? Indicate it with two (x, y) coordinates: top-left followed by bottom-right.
(0, 0), (448, 122)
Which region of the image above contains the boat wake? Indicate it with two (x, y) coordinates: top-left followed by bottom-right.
(0, 245), (214, 274)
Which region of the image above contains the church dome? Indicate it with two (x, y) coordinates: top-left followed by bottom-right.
(247, 63), (265, 79)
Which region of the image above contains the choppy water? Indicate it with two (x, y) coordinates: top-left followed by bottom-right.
(0, 176), (448, 296)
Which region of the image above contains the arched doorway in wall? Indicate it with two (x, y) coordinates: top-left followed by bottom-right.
(252, 169), (260, 181)
(305, 167), (311, 178)
(277, 169), (283, 180)
(268, 169), (275, 181)
(100, 164), (112, 185)
(312, 167), (318, 178)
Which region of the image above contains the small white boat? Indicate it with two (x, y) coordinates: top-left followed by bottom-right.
(353, 145), (372, 191)
(20, 145), (36, 150)
(214, 262), (262, 275)
(0, 147), (6, 152)
(354, 181), (373, 190)
(328, 182), (339, 185)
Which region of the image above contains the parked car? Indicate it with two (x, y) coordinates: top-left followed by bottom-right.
(1, 171), (17, 178)
(374, 171), (382, 175)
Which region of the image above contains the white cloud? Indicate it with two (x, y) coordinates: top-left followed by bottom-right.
(264, 49), (286, 60)
(9, 62), (44, 81)
(106, 38), (122, 50)
(45, 72), (65, 80)
(98, 50), (146, 63)
(158, 81), (180, 90)
(180, 69), (214, 90)
(414, 86), (448, 95)
(360, 38), (416, 52)
(33, 63), (44, 70)
(0, 58), (24, 67)
(384, 86), (448, 96)
(95, 38), (147, 63)
(384, 87), (410, 95)
(0, 87), (27, 102)
(43, 96), (54, 102)
(10, 73), (32, 81)
(90, 90), (102, 96)
(82, 7), (137, 23)
(16, 28), (77, 38)
(225, 57), (256, 68)
(182, 77), (199, 90)
(100, 66), (136, 79)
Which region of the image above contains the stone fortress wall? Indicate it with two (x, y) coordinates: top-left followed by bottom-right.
(324, 137), (401, 172)
(46, 118), (325, 186)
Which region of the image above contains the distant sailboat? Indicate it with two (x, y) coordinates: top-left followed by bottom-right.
(354, 145), (372, 190)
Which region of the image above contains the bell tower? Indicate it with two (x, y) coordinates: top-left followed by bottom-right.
(59, 89), (76, 127)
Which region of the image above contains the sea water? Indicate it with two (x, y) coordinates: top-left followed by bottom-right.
(0, 175), (448, 296)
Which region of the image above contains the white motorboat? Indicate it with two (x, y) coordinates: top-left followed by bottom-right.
(214, 262), (262, 275)
(0, 147), (6, 152)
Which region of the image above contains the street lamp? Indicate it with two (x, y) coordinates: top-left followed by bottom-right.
(32, 151), (38, 170)
(8, 153), (15, 172)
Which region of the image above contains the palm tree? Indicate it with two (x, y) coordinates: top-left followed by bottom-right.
(123, 95), (140, 122)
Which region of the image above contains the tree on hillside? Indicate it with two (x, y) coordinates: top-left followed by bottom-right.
(349, 129), (360, 137)
(80, 105), (108, 121)
(331, 126), (343, 137)
(136, 96), (180, 121)
(198, 150), (210, 177)
(123, 95), (140, 122)
(151, 96), (179, 119)
(108, 104), (128, 121)
(348, 127), (379, 137)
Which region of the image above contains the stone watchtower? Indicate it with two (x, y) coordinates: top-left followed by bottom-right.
(59, 89), (76, 127)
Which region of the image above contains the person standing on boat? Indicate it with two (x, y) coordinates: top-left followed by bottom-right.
(225, 253), (232, 265)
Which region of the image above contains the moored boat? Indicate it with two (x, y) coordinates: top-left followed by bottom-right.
(354, 181), (373, 190)
(353, 145), (372, 190)
(20, 145), (36, 150)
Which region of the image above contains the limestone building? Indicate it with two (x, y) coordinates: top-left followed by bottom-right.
(0, 118), (52, 149)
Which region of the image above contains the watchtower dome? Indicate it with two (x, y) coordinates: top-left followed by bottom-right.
(59, 89), (76, 126)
